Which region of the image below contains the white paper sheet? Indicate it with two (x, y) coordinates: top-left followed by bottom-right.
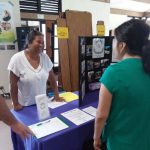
(48, 101), (67, 109)
(82, 106), (97, 117)
(29, 117), (68, 139)
(61, 108), (94, 125)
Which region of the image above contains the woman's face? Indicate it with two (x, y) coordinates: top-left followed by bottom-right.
(29, 35), (44, 53)
(112, 37), (126, 60)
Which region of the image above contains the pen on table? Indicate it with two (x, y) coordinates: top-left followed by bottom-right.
(36, 119), (51, 126)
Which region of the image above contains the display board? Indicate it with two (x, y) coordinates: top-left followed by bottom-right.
(79, 36), (113, 106)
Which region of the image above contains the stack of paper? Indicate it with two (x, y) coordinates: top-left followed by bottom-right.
(82, 106), (97, 117)
(29, 117), (68, 139)
(61, 108), (94, 125)
(48, 101), (67, 109)
(59, 92), (78, 102)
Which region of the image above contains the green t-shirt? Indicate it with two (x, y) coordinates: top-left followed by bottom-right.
(100, 58), (150, 150)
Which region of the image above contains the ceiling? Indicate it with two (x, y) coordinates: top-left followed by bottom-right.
(110, 0), (150, 12)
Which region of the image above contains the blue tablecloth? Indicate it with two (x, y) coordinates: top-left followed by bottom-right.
(11, 91), (99, 150)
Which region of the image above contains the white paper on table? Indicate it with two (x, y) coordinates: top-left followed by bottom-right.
(82, 106), (97, 117)
(35, 94), (50, 121)
(61, 108), (94, 126)
(29, 117), (68, 139)
(48, 101), (67, 109)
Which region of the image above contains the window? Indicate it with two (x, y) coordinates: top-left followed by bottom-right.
(42, 23), (46, 51)
(21, 20), (46, 52)
(19, 0), (62, 14)
(21, 20), (28, 26)
(53, 24), (59, 67)
(28, 21), (40, 27)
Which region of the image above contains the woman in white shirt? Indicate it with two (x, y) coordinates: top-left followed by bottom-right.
(8, 30), (63, 111)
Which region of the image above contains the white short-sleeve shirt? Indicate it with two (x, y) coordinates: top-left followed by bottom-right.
(8, 50), (53, 106)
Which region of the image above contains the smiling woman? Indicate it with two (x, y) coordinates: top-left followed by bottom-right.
(8, 30), (64, 111)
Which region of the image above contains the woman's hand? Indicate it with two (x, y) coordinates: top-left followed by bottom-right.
(13, 103), (23, 111)
(53, 95), (65, 102)
(93, 138), (102, 150)
(11, 121), (34, 139)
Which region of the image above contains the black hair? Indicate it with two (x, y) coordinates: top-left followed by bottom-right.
(115, 19), (150, 74)
(24, 30), (43, 49)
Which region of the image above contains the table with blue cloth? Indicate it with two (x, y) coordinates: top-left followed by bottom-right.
(11, 91), (99, 150)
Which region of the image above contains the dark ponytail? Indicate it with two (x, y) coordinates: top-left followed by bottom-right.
(115, 19), (150, 75)
(142, 40), (150, 74)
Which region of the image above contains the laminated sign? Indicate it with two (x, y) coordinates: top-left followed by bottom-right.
(57, 27), (69, 39)
(97, 25), (105, 36)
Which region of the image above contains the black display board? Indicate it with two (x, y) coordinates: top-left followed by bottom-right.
(79, 36), (113, 106)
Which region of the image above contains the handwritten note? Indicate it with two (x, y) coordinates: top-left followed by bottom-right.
(57, 27), (69, 39)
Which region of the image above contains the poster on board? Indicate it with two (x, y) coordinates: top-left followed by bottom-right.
(0, 2), (15, 50)
(92, 38), (105, 58)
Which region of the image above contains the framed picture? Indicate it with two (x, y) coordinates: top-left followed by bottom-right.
(94, 61), (101, 69)
(95, 71), (101, 80)
(92, 38), (105, 59)
(86, 45), (92, 56)
(88, 71), (94, 82)
(87, 60), (93, 71)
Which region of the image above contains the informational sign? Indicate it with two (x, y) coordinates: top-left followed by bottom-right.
(61, 108), (94, 125)
(37, 14), (44, 19)
(97, 25), (105, 36)
(0, 2), (15, 43)
(0, 2), (15, 50)
(35, 94), (50, 121)
(92, 38), (105, 58)
(57, 27), (69, 39)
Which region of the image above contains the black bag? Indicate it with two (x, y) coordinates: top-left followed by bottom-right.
(101, 142), (107, 150)
(82, 140), (107, 150)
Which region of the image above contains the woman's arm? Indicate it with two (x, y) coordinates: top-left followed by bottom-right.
(93, 84), (112, 150)
(9, 71), (23, 110)
(48, 70), (64, 101)
(0, 96), (18, 125)
(0, 96), (32, 139)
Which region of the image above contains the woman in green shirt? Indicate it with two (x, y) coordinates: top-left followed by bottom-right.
(94, 19), (150, 150)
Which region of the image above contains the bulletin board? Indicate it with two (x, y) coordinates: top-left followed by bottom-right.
(79, 36), (114, 106)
